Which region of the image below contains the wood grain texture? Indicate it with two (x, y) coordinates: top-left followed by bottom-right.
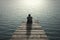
(10, 21), (48, 40)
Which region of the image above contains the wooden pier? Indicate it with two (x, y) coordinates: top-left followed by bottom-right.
(10, 21), (48, 40)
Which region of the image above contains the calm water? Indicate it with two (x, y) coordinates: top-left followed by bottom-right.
(0, 0), (60, 40)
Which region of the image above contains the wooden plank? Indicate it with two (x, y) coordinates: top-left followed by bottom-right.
(13, 31), (45, 35)
(11, 34), (47, 39)
(16, 30), (44, 32)
(10, 21), (48, 40)
(11, 38), (47, 40)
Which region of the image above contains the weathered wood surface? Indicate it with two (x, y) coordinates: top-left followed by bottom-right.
(10, 21), (48, 40)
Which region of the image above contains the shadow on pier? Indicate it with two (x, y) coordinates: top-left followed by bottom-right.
(26, 23), (32, 40)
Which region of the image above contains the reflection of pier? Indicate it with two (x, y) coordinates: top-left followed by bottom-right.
(10, 21), (48, 40)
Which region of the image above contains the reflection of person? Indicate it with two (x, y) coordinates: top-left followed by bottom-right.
(27, 14), (33, 24)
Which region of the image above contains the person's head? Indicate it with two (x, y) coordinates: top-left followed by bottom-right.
(28, 14), (31, 17)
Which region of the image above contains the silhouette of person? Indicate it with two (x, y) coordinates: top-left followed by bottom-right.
(26, 14), (32, 40)
(27, 14), (33, 24)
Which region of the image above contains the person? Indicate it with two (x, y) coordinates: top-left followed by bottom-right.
(27, 14), (33, 24)
(26, 14), (32, 40)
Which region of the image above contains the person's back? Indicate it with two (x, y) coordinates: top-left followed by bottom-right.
(27, 14), (32, 24)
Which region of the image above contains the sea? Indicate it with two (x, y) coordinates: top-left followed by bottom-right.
(0, 0), (60, 40)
